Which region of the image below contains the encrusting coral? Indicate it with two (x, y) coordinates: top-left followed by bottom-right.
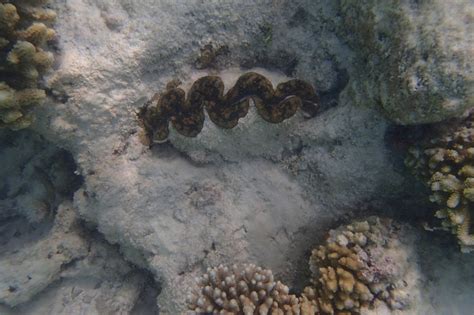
(0, 0), (56, 130)
(187, 217), (414, 315)
(405, 114), (474, 252)
(138, 72), (320, 144)
(306, 217), (412, 314)
(186, 263), (318, 315)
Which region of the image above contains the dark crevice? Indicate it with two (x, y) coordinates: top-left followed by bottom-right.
(130, 269), (161, 315)
(318, 67), (349, 112)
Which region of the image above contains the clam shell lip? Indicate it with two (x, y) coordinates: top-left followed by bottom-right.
(152, 137), (169, 144)
(139, 72), (320, 142)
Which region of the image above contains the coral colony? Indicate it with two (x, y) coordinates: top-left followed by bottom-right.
(0, 1), (56, 129)
(406, 115), (474, 253)
(187, 217), (413, 315)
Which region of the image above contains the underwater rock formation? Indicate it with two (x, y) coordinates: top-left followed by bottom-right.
(339, 0), (473, 124)
(0, 130), (82, 223)
(406, 114), (474, 252)
(0, 202), (88, 306)
(138, 72), (319, 144)
(306, 217), (414, 314)
(0, 1), (56, 129)
(23, 0), (474, 312)
(0, 202), (160, 314)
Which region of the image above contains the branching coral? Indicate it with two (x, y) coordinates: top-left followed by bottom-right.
(186, 264), (318, 315)
(138, 72), (320, 144)
(187, 217), (415, 315)
(306, 217), (412, 314)
(0, 0), (56, 130)
(405, 114), (474, 252)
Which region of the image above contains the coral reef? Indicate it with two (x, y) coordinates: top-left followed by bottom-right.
(137, 72), (320, 144)
(187, 217), (416, 315)
(0, 1), (56, 129)
(28, 0), (469, 311)
(405, 114), (474, 252)
(307, 217), (413, 314)
(186, 264), (316, 315)
(339, 0), (473, 124)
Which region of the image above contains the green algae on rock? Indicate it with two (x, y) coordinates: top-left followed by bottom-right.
(339, 0), (473, 125)
(138, 72), (320, 144)
(0, 1), (56, 130)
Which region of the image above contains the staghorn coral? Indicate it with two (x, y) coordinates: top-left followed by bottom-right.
(306, 217), (413, 314)
(0, 0), (56, 129)
(186, 263), (316, 315)
(405, 114), (474, 252)
(137, 72), (320, 144)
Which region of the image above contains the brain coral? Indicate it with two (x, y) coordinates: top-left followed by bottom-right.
(0, 1), (56, 130)
(306, 217), (413, 314)
(406, 114), (474, 252)
(138, 72), (320, 144)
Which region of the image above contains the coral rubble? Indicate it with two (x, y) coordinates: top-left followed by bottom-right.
(306, 217), (413, 314)
(0, 1), (56, 129)
(406, 114), (474, 252)
(137, 72), (320, 144)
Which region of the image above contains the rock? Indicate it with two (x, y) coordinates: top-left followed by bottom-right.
(0, 130), (82, 223)
(0, 202), (88, 306)
(339, 0), (474, 124)
(0, 130), (159, 313)
(0, 200), (159, 314)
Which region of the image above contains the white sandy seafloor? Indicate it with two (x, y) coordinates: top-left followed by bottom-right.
(1, 0), (473, 314)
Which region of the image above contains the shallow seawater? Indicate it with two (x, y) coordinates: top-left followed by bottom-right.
(1, 0), (473, 314)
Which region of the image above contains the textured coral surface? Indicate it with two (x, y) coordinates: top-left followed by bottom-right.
(307, 217), (416, 314)
(187, 217), (418, 315)
(339, 0), (473, 124)
(187, 264), (305, 314)
(0, 0), (56, 129)
(406, 114), (474, 252)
